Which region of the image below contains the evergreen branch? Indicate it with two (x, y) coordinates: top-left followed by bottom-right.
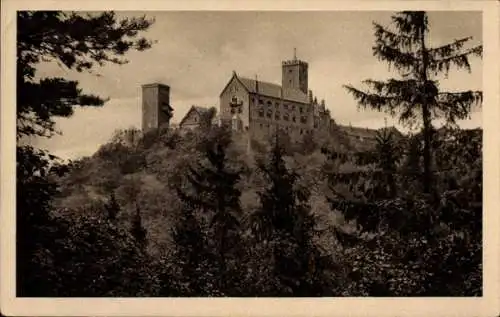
(373, 22), (415, 52)
(434, 91), (482, 124)
(372, 40), (419, 72)
(343, 85), (403, 115)
(391, 11), (428, 37)
(362, 79), (418, 101)
(428, 46), (482, 76)
(427, 37), (473, 60)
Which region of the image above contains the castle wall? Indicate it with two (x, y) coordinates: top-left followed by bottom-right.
(219, 77), (250, 129)
(248, 93), (318, 142)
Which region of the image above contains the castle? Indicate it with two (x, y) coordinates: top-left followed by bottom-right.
(216, 51), (334, 141)
(141, 53), (399, 147)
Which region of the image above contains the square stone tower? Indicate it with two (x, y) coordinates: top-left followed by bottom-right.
(282, 49), (309, 94)
(141, 83), (173, 131)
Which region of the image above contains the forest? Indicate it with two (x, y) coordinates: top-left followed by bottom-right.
(16, 11), (482, 297)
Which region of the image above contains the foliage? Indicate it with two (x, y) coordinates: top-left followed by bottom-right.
(16, 10), (154, 296)
(17, 10), (482, 298)
(171, 125), (246, 295)
(344, 11), (482, 193)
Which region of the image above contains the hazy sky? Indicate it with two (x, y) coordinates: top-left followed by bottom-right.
(31, 11), (482, 160)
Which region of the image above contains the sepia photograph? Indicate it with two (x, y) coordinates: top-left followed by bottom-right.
(1, 1), (499, 316)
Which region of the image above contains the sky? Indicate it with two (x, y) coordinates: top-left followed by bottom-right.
(30, 11), (483, 160)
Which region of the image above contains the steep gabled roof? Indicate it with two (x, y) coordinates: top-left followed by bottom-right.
(238, 76), (309, 104)
(219, 71), (309, 104)
(179, 105), (212, 126)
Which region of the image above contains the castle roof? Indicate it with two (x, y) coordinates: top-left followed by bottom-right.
(236, 75), (309, 104)
(338, 125), (403, 140)
(179, 105), (216, 126)
(338, 125), (379, 139)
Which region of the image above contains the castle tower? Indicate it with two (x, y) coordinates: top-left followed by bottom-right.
(282, 48), (308, 94)
(141, 83), (173, 131)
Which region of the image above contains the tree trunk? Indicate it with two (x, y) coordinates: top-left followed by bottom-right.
(420, 19), (433, 194)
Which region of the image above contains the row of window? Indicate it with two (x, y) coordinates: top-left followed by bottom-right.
(255, 98), (307, 114)
(258, 123), (310, 135)
(257, 108), (308, 124)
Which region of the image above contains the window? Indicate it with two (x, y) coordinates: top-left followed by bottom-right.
(291, 105), (295, 111)
(292, 116), (296, 122)
(232, 96), (238, 103)
(300, 116), (307, 124)
(275, 111), (280, 120)
(299, 106), (303, 113)
(300, 129), (303, 135)
(267, 110), (272, 119)
(267, 101), (272, 107)
(232, 117), (241, 131)
(284, 104), (288, 110)
(258, 109), (264, 117)
(283, 114), (289, 121)
(259, 99), (263, 105)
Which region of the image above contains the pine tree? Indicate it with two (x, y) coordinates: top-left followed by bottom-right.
(344, 11), (482, 194)
(16, 11), (154, 296)
(105, 192), (120, 221)
(251, 134), (325, 296)
(131, 203), (147, 250)
(174, 125), (243, 295)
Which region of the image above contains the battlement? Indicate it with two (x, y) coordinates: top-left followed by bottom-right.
(142, 83), (170, 89)
(282, 60), (308, 67)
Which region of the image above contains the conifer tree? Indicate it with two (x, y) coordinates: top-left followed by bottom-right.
(131, 203), (147, 250)
(16, 11), (154, 296)
(174, 125), (243, 295)
(105, 192), (121, 221)
(344, 11), (482, 194)
(252, 134), (327, 296)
